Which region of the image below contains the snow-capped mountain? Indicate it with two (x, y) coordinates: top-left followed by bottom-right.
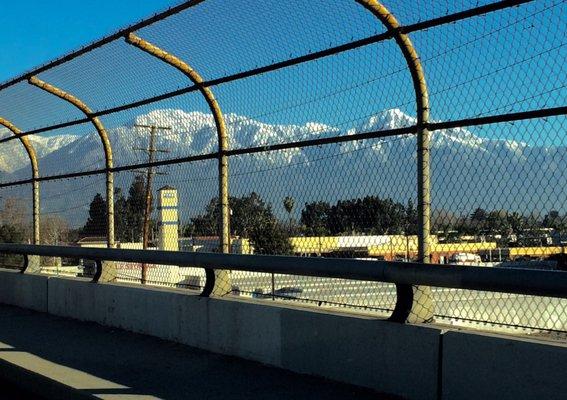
(0, 108), (565, 227)
(0, 131), (78, 174)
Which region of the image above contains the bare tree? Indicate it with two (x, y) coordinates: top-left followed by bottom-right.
(0, 197), (30, 241)
(41, 215), (70, 245)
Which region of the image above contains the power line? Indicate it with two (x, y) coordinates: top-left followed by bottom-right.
(133, 124), (171, 284)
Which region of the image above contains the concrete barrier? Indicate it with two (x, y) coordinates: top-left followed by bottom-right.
(3, 273), (567, 400)
(442, 330), (567, 400)
(47, 278), (287, 366)
(47, 276), (440, 399)
(0, 269), (48, 312)
(280, 308), (440, 400)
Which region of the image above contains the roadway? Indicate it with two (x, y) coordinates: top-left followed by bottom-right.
(228, 272), (567, 336)
(107, 266), (567, 336)
(0, 305), (398, 400)
(0, 377), (46, 399)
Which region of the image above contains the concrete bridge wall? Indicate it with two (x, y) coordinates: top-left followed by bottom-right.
(0, 269), (565, 400)
(0, 269), (48, 312)
(442, 330), (567, 400)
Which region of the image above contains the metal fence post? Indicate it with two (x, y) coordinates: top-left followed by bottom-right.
(28, 76), (116, 250)
(356, 0), (433, 322)
(93, 259), (117, 283)
(0, 117), (41, 245)
(125, 33), (232, 295)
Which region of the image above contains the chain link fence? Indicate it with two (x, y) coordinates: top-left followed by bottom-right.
(0, 0), (565, 338)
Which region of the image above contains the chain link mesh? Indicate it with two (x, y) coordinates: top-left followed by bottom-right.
(0, 0), (565, 339)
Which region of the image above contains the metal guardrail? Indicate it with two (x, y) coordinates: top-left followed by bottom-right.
(1, 243), (566, 323)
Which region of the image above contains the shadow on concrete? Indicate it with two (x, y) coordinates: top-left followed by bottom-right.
(0, 305), (400, 399)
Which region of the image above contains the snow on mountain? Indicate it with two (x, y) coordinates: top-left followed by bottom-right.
(4, 107), (512, 178)
(123, 109), (339, 166)
(1, 108), (565, 227)
(0, 129), (78, 174)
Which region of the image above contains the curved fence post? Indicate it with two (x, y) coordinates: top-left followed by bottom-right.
(20, 253), (41, 274)
(92, 259), (117, 283)
(28, 76), (116, 251)
(125, 32), (232, 296)
(356, 0), (433, 322)
(388, 284), (414, 323)
(0, 117), (40, 245)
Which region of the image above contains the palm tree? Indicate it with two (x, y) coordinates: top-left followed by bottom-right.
(283, 196), (295, 233)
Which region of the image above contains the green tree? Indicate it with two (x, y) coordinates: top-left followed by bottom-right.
(0, 224), (25, 243)
(431, 209), (459, 233)
(251, 218), (292, 255)
(0, 224), (26, 268)
(485, 210), (511, 234)
(405, 199), (418, 235)
(186, 197), (219, 237)
(543, 210), (566, 232)
(114, 187), (129, 242)
(301, 196), (409, 236)
(81, 177), (152, 242)
(507, 211), (527, 234)
(301, 201), (331, 236)
(126, 175), (147, 242)
(469, 208), (488, 234)
(82, 193), (107, 237)
(189, 192), (291, 255)
(524, 212), (542, 231)
(329, 196), (406, 235)
(231, 192), (273, 237)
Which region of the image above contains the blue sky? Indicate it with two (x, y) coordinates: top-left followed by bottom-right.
(0, 0), (564, 219)
(0, 0), (178, 82)
(0, 0), (564, 146)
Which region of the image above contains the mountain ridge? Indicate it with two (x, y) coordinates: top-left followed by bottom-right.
(0, 108), (564, 227)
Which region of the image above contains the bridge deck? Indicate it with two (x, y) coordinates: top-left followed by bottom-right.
(0, 305), (396, 400)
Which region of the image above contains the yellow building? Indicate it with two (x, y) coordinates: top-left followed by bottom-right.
(288, 234), (500, 263)
(157, 186), (179, 252)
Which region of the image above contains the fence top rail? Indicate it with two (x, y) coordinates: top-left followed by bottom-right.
(0, 243), (565, 299)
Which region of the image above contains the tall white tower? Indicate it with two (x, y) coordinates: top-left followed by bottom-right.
(158, 186), (179, 251)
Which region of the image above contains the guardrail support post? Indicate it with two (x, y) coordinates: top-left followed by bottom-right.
(28, 76), (116, 249)
(21, 254), (41, 274)
(93, 260), (117, 283)
(356, 0), (434, 322)
(126, 33), (232, 296)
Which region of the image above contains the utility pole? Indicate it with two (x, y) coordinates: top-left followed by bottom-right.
(134, 124), (170, 284)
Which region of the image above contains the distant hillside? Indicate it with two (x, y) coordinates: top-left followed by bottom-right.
(1, 108), (565, 227)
